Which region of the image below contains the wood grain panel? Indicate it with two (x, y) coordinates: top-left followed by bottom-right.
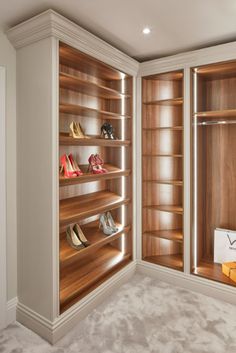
(60, 190), (129, 228)
(142, 70), (184, 268)
(60, 245), (131, 311)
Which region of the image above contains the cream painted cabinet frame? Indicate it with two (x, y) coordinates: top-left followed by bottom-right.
(7, 10), (138, 343)
(7, 9), (236, 344)
(0, 66), (7, 330)
(137, 43), (236, 306)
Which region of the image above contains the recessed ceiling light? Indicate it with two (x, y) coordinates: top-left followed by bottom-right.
(143, 27), (151, 34)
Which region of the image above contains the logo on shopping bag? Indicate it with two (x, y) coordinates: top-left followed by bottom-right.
(227, 234), (236, 250)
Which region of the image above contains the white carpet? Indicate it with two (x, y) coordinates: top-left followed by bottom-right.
(1, 274), (236, 353)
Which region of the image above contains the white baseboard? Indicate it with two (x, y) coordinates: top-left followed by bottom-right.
(17, 261), (137, 344)
(6, 297), (18, 326)
(137, 260), (236, 305)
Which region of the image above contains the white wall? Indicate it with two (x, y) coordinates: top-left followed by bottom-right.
(0, 31), (17, 302)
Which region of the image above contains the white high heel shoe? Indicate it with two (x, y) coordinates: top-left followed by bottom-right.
(106, 211), (119, 232)
(99, 214), (114, 235)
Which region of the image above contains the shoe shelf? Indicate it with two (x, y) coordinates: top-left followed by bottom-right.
(143, 179), (183, 186)
(144, 229), (183, 242)
(60, 244), (131, 313)
(143, 154), (182, 157)
(60, 72), (131, 100)
(194, 109), (236, 119)
(142, 70), (184, 271)
(144, 205), (183, 215)
(59, 42), (130, 81)
(59, 103), (132, 120)
(59, 164), (131, 186)
(60, 221), (131, 267)
(143, 126), (183, 131)
(143, 254), (183, 271)
(60, 190), (130, 230)
(193, 261), (236, 287)
(59, 134), (131, 147)
(143, 97), (183, 106)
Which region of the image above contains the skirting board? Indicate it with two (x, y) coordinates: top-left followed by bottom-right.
(17, 261), (136, 344)
(6, 297), (18, 326)
(137, 260), (236, 305)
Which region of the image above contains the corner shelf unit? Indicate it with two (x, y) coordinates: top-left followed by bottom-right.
(191, 60), (236, 287)
(142, 70), (184, 271)
(59, 42), (133, 312)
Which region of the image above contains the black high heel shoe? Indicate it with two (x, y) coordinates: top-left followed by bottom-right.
(101, 123), (116, 140)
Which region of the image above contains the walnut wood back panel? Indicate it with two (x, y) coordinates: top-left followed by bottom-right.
(142, 71), (184, 270)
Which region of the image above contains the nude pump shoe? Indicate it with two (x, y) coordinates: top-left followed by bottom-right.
(69, 121), (89, 139)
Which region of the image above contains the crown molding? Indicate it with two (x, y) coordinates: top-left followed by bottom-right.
(139, 41), (236, 76)
(7, 9), (139, 76)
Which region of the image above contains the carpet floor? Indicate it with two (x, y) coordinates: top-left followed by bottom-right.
(1, 274), (236, 353)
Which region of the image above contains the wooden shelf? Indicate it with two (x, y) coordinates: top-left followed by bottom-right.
(143, 154), (182, 158)
(145, 71), (183, 81)
(194, 61), (236, 79)
(59, 134), (130, 147)
(60, 190), (129, 229)
(59, 103), (131, 120)
(143, 126), (183, 131)
(60, 42), (129, 81)
(60, 72), (130, 100)
(143, 97), (183, 106)
(193, 261), (236, 287)
(60, 245), (131, 311)
(194, 109), (236, 119)
(60, 221), (130, 266)
(145, 205), (183, 215)
(143, 179), (183, 186)
(143, 254), (183, 271)
(144, 229), (183, 242)
(60, 164), (130, 186)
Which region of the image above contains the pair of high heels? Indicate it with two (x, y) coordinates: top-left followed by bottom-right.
(101, 123), (117, 140)
(66, 224), (90, 250)
(70, 121), (90, 139)
(60, 154), (83, 178)
(88, 154), (107, 174)
(99, 212), (118, 235)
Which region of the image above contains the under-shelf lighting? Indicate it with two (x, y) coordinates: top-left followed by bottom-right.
(193, 72), (198, 269)
(121, 74), (126, 255)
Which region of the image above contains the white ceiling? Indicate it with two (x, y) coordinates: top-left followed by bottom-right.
(1, 0), (236, 61)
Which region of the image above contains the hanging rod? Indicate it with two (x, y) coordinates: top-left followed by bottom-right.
(195, 120), (236, 126)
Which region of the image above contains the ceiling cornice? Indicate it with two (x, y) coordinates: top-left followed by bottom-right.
(7, 9), (139, 76)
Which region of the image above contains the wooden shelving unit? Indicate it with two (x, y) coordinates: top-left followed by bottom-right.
(192, 60), (236, 286)
(59, 42), (133, 312)
(142, 70), (184, 270)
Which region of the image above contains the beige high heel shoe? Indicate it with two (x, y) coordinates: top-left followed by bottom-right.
(66, 225), (85, 250)
(73, 224), (90, 247)
(69, 121), (89, 139)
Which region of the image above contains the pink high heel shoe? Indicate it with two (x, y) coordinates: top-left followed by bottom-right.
(68, 154), (83, 176)
(60, 154), (77, 178)
(88, 154), (106, 174)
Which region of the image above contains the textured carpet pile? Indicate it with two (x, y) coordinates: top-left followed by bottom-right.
(1, 274), (236, 353)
